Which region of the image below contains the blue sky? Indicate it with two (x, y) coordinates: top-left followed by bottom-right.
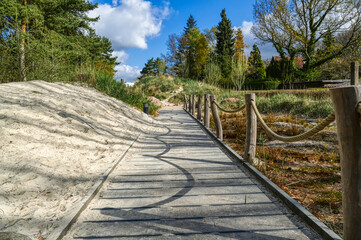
(90, 0), (276, 82)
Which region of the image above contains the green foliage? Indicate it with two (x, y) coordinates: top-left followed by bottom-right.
(137, 75), (181, 100)
(94, 72), (159, 115)
(140, 57), (167, 77)
(256, 92), (333, 118)
(231, 55), (247, 90)
(253, 0), (361, 78)
(184, 15), (197, 35)
(187, 28), (209, 79)
(248, 44), (266, 81)
(204, 53), (222, 85)
(266, 57), (296, 84)
(263, 80), (281, 90)
(169, 15), (210, 80)
(216, 9), (235, 82)
(0, 0), (156, 117)
(0, 0), (116, 83)
(182, 80), (219, 95)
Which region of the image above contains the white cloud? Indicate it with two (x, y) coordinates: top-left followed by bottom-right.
(240, 21), (253, 36)
(112, 50), (129, 63)
(89, 0), (169, 50)
(88, 0), (170, 82)
(115, 64), (141, 82)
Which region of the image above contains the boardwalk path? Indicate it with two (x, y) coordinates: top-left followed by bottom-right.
(64, 109), (319, 239)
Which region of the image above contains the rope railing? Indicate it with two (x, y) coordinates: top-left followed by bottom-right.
(250, 100), (335, 142)
(212, 100), (246, 113)
(183, 62), (361, 238)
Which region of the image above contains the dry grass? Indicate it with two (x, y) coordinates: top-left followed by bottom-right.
(210, 111), (342, 237)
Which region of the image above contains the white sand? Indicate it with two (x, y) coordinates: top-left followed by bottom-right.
(0, 81), (167, 239)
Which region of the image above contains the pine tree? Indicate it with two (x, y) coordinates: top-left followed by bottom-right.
(169, 15), (198, 78)
(183, 15), (198, 78)
(248, 44), (266, 81)
(184, 15), (197, 35)
(140, 57), (166, 77)
(154, 57), (167, 75)
(0, 0), (116, 82)
(215, 9), (235, 83)
(140, 58), (155, 76)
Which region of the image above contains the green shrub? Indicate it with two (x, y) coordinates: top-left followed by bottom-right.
(95, 72), (159, 115)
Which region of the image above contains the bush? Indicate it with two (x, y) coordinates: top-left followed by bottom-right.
(138, 75), (181, 100)
(264, 80), (281, 90)
(243, 78), (280, 90)
(95, 72), (159, 115)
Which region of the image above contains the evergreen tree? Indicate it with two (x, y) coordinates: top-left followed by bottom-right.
(266, 57), (295, 85)
(183, 15), (198, 78)
(154, 57), (167, 75)
(140, 58), (155, 76)
(184, 15), (197, 35)
(168, 15), (198, 78)
(0, 0), (115, 82)
(140, 57), (167, 77)
(248, 44), (266, 81)
(215, 9), (235, 84)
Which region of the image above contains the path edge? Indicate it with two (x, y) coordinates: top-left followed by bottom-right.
(48, 134), (141, 240)
(184, 109), (341, 240)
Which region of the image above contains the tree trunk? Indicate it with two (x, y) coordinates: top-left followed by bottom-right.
(20, 0), (27, 81)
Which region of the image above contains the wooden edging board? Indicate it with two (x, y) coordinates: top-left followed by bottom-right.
(184, 109), (341, 240)
(48, 134), (141, 240)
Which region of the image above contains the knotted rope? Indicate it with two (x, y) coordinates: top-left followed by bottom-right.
(250, 100), (335, 142)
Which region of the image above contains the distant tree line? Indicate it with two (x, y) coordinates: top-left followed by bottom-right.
(141, 1), (361, 89)
(0, 0), (117, 83)
(253, 0), (361, 83)
(141, 10), (253, 89)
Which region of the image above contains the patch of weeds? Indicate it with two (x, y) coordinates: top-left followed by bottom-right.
(314, 190), (342, 206)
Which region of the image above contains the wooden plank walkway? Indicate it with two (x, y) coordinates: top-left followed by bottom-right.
(63, 109), (320, 239)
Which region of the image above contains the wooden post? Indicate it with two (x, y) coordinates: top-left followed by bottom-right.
(197, 95), (202, 120)
(330, 85), (361, 240)
(244, 93), (257, 165)
(204, 94), (210, 128)
(351, 61), (359, 85)
(210, 94), (223, 140)
(183, 94), (188, 110)
(191, 94), (196, 115)
(188, 95), (192, 113)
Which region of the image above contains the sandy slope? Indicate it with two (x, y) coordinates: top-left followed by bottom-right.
(0, 81), (167, 239)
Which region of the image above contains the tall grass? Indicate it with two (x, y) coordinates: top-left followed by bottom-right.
(94, 72), (159, 115)
(213, 90), (333, 119)
(137, 75), (334, 118)
(256, 93), (333, 118)
(138, 75), (182, 100)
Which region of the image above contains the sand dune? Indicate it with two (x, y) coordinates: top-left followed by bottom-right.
(0, 81), (167, 239)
